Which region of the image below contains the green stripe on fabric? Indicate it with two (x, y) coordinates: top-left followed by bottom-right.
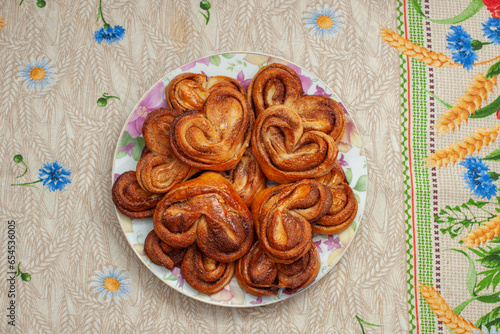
(407, 1), (435, 332)
(397, 0), (417, 333)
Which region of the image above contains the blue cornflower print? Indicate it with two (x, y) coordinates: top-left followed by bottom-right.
(94, 25), (125, 45)
(482, 17), (500, 45)
(38, 161), (71, 192)
(446, 26), (478, 70)
(459, 156), (497, 200)
(94, 0), (125, 45)
(10, 156), (71, 192)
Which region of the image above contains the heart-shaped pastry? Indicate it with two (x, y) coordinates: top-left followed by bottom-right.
(247, 63), (304, 116)
(251, 179), (332, 264)
(252, 105), (339, 183)
(153, 172), (254, 263)
(165, 73), (246, 111)
(170, 87), (253, 171)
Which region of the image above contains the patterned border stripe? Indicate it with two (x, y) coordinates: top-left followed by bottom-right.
(422, 1), (443, 333)
(398, 0), (417, 332)
(407, 0), (436, 332)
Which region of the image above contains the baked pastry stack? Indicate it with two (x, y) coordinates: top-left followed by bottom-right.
(112, 63), (359, 297)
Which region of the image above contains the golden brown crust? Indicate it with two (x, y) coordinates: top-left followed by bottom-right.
(315, 161), (346, 187)
(236, 239), (321, 296)
(111, 171), (162, 219)
(251, 179), (332, 264)
(314, 183), (358, 235)
(165, 73), (209, 110)
(181, 244), (235, 294)
(141, 145), (151, 159)
(144, 230), (187, 270)
(251, 105), (339, 184)
(136, 152), (197, 194)
(247, 63), (303, 116)
(235, 241), (280, 296)
(205, 76), (246, 96)
(165, 73), (246, 111)
(219, 148), (266, 208)
(170, 87), (253, 171)
(292, 95), (346, 143)
(277, 240), (320, 293)
(153, 172), (254, 263)
(142, 108), (182, 156)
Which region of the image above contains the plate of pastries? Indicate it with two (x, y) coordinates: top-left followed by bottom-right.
(112, 52), (368, 307)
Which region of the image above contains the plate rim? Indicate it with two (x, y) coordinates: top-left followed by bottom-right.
(111, 51), (370, 308)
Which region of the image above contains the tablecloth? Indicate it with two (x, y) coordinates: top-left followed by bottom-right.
(1, 0), (478, 332)
(394, 0), (500, 333)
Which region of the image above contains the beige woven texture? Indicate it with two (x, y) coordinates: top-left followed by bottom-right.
(0, 0), (407, 333)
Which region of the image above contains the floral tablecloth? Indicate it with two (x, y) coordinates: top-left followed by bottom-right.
(392, 0), (500, 333)
(7, 0), (499, 333)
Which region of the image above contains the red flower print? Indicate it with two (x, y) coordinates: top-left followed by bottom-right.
(483, 0), (500, 19)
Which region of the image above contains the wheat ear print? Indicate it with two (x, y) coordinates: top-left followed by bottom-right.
(424, 123), (500, 168)
(379, 27), (457, 67)
(419, 284), (479, 334)
(463, 215), (500, 248)
(435, 74), (497, 136)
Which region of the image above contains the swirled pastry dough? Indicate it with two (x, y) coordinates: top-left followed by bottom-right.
(136, 152), (197, 194)
(236, 240), (320, 296)
(315, 161), (358, 234)
(142, 108), (181, 156)
(252, 105), (338, 183)
(219, 148), (266, 208)
(292, 95), (346, 143)
(315, 161), (346, 187)
(165, 73), (246, 111)
(315, 185), (358, 235)
(276, 240), (320, 294)
(247, 63), (303, 116)
(251, 179), (332, 263)
(181, 244), (235, 294)
(153, 172), (254, 263)
(144, 230), (187, 270)
(170, 87), (253, 171)
(111, 171), (161, 219)
(235, 240), (280, 296)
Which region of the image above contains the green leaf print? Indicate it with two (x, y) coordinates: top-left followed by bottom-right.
(345, 168), (353, 184)
(409, 0), (484, 24)
(476, 305), (500, 328)
(486, 61), (500, 79)
(118, 131), (145, 161)
(209, 55), (221, 66)
(353, 175), (367, 192)
(448, 249), (477, 297)
(484, 148), (500, 161)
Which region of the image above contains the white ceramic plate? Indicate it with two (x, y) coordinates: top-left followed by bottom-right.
(112, 52), (368, 307)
